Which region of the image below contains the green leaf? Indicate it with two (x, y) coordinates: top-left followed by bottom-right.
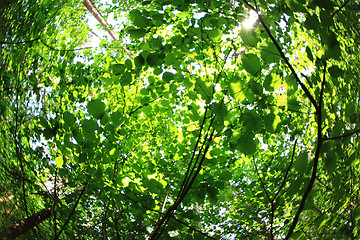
(195, 78), (212, 103)
(261, 42), (281, 64)
(304, 14), (320, 33)
(237, 135), (257, 155)
(207, 29), (222, 41)
(321, 31), (341, 60)
(328, 65), (344, 78)
(243, 110), (262, 132)
(148, 37), (163, 50)
(264, 74), (273, 91)
(170, 35), (183, 46)
(63, 112), (75, 127)
(129, 9), (150, 28)
(128, 28), (147, 39)
(264, 113), (281, 133)
(345, 102), (356, 120)
(285, 75), (298, 95)
(242, 54), (261, 76)
(162, 72), (175, 82)
(207, 186), (219, 200)
(120, 71), (133, 86)
(315, 0), (335, 10)
(134, 55), (145, 68)
(150, 12), (164, 26)
(125, 59), (133, 69)
(229, 76), (246, 102)
(305, 46), (313, 61)
(154, 67), (163, 75)
(320, 10), (334, 27)
(240, 29), (258, 45)
(55, 156), (63, 168)
(146, 53), (161, 67)
(219, 170), (232, 181)
(82, 119), (98, 132)
(87, 99), (106, 119)
(39, 117), (51, 129)
(160, 99), (170, 108)
(211, 102), (228, 131)
(112, 64), (125, 75)
(285, 0), (307, 13)
(293, 152), (308, 173)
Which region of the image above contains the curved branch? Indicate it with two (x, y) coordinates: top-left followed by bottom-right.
(324, 128), (360, 141)
(242, 0), (318, 110)
(252, 156), (273, 239)
(40, 38), (93, 52)
(54, 182), (88, 240)
(273, 139), (298, 202)
(252, 156), (271, 202)
(120, 192), (218, 239)
(332, 0), (351, 17)
(0, 37), (41, 45)
(284, 62), (327, 239)
(284, 128), (322, 239)
(150, 129), (215, 240)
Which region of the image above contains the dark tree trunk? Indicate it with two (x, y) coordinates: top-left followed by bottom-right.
(0, 209), (52, 240)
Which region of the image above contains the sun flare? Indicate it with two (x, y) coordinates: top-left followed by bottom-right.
(242, 10), (259, 28)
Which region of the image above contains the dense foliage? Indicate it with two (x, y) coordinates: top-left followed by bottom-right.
(1, 0), (360, 239)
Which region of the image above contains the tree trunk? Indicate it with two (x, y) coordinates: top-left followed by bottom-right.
(0, 209), (52, 240)
(83, 0), (133, 59)
(83, 0), (118, 41)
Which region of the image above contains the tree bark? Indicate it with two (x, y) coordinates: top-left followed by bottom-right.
(83, 0), (118, 41)
(0, 209), (52, 240)
(83, 0), (133, 59)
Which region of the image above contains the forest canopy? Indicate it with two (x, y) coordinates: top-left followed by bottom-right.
(1, 0), (360, 239)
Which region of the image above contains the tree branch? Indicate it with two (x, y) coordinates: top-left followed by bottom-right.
(172, 217), (218, 240)
(252, 156), (273, 239)
(284, 62), (327, 240)
(83, 0), (133, 59)
(150, 129), (215, 240)
(40, 38), (93, 52)
(0, 37), (41, 45)
(273, 139), (298, 202)
(120, 192), (218, 239)
(332, 0), (351, 17)
(284, 124), (322, 239)
(323, 128), (360, 141)
(54, 182), (88, 240)
(242, 0), (318, 110)
(0, 209), (52, 239)
(252, 156), (271, 202)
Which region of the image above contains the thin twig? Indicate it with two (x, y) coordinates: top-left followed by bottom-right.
(332, 0), (351, 17)
(0, 37), (41, 45)
(150, 129), (215, 240)
(120, 192), (218, 239)
(242, 0), (318, 110)
(54, 182), (88, 240)
(323, 128), (360, 141)
(273, 139), (298, 202)
(252, 155), (273, 239)
(252, 156), (271, 202)
(269, 139), (297, 239)
(40, 38), (94, 52)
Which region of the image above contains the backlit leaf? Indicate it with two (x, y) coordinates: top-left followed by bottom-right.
(242, 54), (261, 76)
(87, 99), (105, 119)
(55, 156), (63, 168)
